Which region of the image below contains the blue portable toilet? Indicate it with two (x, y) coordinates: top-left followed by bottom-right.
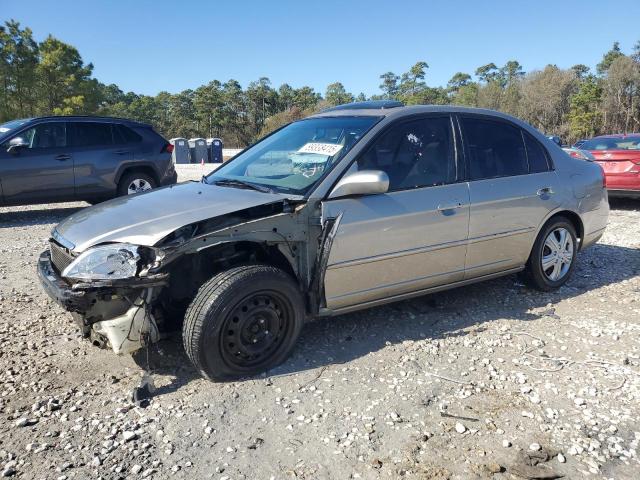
(188, 138), (208, 164)
(169, 138), (190, 164)
(210, 138), (223, 163)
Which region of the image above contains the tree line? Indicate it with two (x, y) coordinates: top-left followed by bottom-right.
(1, 20), (639, 146)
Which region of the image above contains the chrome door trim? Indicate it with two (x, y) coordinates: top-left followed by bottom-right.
(467, 226), (535, 245)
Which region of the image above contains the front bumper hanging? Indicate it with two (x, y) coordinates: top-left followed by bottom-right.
(37, 249), (164, 355)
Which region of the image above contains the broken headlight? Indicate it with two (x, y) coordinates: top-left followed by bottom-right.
(62, 244), (144, 281)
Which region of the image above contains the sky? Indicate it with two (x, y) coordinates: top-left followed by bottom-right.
(3, 0), (640, 98)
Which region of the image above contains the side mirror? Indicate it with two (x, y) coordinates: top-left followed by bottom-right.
(7, 137), (28, 154)
(328, 170), (389, 199)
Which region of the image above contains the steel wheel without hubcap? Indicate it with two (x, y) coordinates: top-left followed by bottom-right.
(183, 264), (305, 380)
(127, 178), (153, 194)
(220, 291), (293, 369)
(541, 227), (574, 281)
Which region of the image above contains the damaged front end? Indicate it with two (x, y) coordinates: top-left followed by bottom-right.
(38, 241), (168, 355)
(37, 198), (318, 356)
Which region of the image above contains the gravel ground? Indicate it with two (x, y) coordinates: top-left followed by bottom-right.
(0, 198), (638, 480)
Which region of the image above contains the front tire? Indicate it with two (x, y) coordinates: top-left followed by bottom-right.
(523, 216), (577, 291)
(183, 265), (305, 381)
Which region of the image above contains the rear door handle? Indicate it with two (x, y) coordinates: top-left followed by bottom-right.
(55, 154), (71, 161)
(537, 187), (554, 196)
(437, 201), (465, 212)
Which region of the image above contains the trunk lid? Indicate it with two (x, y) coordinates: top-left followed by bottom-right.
(589, 150), (640, 174)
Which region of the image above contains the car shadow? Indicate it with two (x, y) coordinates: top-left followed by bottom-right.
(138, 240), (639, 395)
(0, 205), (86, 228)
(609, 198), (639, 211)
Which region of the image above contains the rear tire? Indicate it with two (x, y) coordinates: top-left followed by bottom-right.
(523, 216), (577, 291)
(117, 172), (157, 196)
(182, 265), (305, 381)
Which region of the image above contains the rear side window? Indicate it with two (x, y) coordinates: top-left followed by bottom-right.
(462, 117), (528, 180)
(524, 133), (551, 173)
(356, 116), (456, 191)
(71, 122), (113, 147)
(114, 124), (143, 144)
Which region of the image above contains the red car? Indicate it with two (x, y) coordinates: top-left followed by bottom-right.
(581, 134), (640, 198)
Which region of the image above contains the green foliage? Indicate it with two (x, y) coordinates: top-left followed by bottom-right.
(324, 82), (354, 106)
(379, 72), (399, 99)
(597, 41), (624, 75)
(1, 19), (639, 146)
(568, 75), (602, 139)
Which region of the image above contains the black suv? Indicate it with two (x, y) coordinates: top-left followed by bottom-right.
(0, 116), (177, 206)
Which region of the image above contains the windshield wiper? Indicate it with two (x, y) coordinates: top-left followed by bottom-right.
(212, 178), (274, 194)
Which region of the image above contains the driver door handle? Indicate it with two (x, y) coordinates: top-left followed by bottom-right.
(437, 201), (465, 212)
(55, 154), (72, 161)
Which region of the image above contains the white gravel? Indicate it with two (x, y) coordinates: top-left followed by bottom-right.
(0, 198), (638, 479)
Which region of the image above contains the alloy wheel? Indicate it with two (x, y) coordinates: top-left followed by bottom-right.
(127, 178), (152, 195)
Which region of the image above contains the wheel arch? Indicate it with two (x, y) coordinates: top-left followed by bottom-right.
(115, 163), (160, 186)
(534, 209), (585, 251)
(162, 240), (300, 312)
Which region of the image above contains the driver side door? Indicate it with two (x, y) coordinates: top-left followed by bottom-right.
(0, 122), (75, 205)
(321, 115), (470, 311)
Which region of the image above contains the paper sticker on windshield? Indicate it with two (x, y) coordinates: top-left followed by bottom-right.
(297, 142), (343, 156)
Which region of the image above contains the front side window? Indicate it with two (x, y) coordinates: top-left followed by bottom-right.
(71, 122), (113, 147)
(462, 117), (528, 180)
(6, 122), (67, 149)
(207, 116), (380, 195)
(354, 116), (456, 191)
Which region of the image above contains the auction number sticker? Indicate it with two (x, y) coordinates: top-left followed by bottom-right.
(297, 142), (343, 156)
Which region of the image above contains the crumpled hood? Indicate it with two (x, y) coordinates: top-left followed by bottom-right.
(54, 182), (290, 252)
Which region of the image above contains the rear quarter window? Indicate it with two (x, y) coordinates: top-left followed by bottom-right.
(115, 125), (143, 144)
(524, 132), (552, 173)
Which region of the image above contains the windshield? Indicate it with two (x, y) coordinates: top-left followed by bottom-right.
(205, 116), (381, 195)
(0, 118), (31, 136)
(581, 136), (640, 151)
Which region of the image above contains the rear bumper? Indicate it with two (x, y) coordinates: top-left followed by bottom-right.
(604, 171), (640, 193)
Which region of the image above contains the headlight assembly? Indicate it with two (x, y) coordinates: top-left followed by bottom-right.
(62, 244), (143, 281)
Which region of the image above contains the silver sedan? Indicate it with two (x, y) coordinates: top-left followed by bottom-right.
(39, 102), (610, 380)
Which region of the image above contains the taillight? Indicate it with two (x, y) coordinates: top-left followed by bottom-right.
(162, 143), (174, 154)
(598, 164), (607, 188)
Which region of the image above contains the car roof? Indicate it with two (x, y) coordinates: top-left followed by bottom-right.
(24, 115), (152, 128)
(309, 104), (529, 124)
